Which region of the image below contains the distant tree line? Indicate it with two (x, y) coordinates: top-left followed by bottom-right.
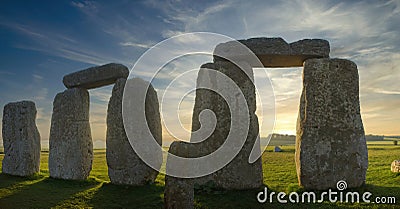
(365, 134), (384, 141)
(270, 133), (296, 141)
(268, 133), (397, 141)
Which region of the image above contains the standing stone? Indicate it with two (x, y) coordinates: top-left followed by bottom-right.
(296, 58), (368, 190)
(189, 61), (263, 189)
(2, 101), (40, 176)
(164, 141), (194, 209)
(106, 78), (162, 185)
(391, 160), (400, 173)
(48, 88), (93, 180)
(211, 61), (262, 189)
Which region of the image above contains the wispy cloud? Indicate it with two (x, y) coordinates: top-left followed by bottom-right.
(0, 71), (16, 76)
(153, 0), (399, 135)
(32, 74), (43, 80)
(2, 21), (126, 65)
(161, 30), (185, 39)
(0, 22), (46, 39)
(71, 1), (98, 12)
(120, 41), (154, 49)
(372, 89), (400, 95)
(89, 87), (113, 103)
(1, 0), (399, 146)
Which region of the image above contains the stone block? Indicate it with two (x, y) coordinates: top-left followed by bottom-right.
(48, 88), (93, 180)
(2, 101), (40, 176)
(63, 63), (129, 89)
(295, 58), (368, 190)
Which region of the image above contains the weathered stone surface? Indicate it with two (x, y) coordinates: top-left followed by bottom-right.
(106, 78), (162, 185)
(164, 141), (194, 209)
(391, 160), (400, 173)
(63, 63), (129, 89)
(188, 61), (263, 189)
(214, 38), (329, 67)
(2, 101), (40, 176)
(48, 88), (93, 180)
(296, 58), (368, 190)
(239, 37), (291, 55)
(290, 39), (330, 57)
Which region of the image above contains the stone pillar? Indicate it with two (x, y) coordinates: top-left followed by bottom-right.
(2, 101), (40, 176)
(106, 78), (162, 185)
(48, 88), (93, 180)
(296, 58), (368, 190)
(189, 61), (263, 189)
(164, 141), (194, 209)
(391, 160), (400, 173)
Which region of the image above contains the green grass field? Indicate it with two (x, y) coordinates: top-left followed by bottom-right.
(0, 143), (399, 208)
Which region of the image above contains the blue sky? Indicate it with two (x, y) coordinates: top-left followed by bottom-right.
(1, 0), (399, 148)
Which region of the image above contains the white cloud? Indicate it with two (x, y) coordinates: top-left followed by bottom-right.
(33, 74), (43, 80)
(7, 23), (46, 39)
(0, 71), (16, 76)
(161, 30), (185, 39)
(71, 1), (85, 8)
(120, 41), (154, 49)
(33, 88), (48, 101)
(8, 25), (126, 66)
(159, 0), (399, 135)
(2, 0), (399, 147)
(89, 87), (113, 103)
(71, 1), (97, 12)
(372, 89), (400, 95)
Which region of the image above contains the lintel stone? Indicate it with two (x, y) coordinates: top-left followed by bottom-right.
(214, 37), (330, 67)
(63, 63), (129, 89)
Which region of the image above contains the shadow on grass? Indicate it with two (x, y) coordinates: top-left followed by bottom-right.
(0, 173), (165, 209)
(0, 174), (398, 209)
(363, 184), (400, 201)
(0, 176), (99, 209)
(88, 182), (164, 209)
(0, 173), (44, 189)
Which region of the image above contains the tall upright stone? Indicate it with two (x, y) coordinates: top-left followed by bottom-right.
(189, 61), (263, 189)
(164, 141), (195, 209)
(106, 78), (162, 185)
(48, 88), (93, 180)
(2, 101), (40, 176)
(296, 58), (368, 190)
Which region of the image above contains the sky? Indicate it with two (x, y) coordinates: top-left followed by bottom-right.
(0, 0), (399, 148)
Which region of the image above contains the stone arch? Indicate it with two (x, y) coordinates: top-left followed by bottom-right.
(48, 63), (162, 184)
(209, 37), (367, 190)
(165, 37), (368, 208)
